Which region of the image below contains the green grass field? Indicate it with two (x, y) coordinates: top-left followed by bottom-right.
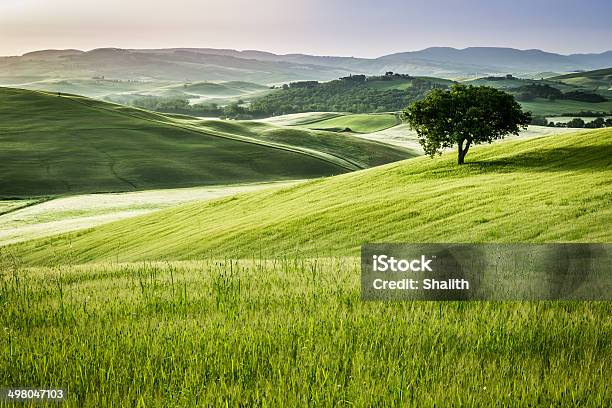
(13, 128), (610, 264)
(1, 128), (610, 406)
(1, 259), (609, 407)
(257, 112), (346, 126)
(0, 181), (302, 246)
(170, 118), (415, 168)
(137, 80), (273, 106)
(300, 113), (400, 133)
(0, 87), (412, 197)
(0, 199), (42, 216)
(551, 68), (612, 91)
(9, 129), (612, 265)
(14, 77), (269, 108)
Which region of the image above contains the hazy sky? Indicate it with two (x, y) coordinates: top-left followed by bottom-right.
(1, 0), (611, 57)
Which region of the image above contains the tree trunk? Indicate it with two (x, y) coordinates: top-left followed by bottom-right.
(457, 138), (472, 165)
(457, 140), (465, 164)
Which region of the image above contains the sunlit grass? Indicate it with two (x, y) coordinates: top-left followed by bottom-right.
(11, 129), (611, 265)
(1, 128), (610, 406)
(0, 258), (609, 407)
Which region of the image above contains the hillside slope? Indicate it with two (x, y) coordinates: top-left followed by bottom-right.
(551, 67), (612, 91)
(0, 87), (412, 197)
(12, 128), (612, 265)
(300, 113), (399, 133)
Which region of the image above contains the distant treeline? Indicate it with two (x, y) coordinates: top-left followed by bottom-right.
(530, 115), (612, 128)
(514, 84), (607, 103)
(249, 75), (445, 116)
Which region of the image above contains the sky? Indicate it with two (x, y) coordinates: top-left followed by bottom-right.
(1, 0), (611, 57)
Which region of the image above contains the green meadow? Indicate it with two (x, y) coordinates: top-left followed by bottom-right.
(6, 78), (174, 99)
(1, 128), (611, 406)
(300, 113), (400, 133)
(551, 68), (612, 91)
(1, 258), (610, 407)
(13, 128), (611, 265)
(1, 70), (611, 407)
(257, 112), (345, 126)
(0, 87), (412, 197)
(0, 181), (301, 247)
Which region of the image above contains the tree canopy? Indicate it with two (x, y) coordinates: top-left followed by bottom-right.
(402, 84), (531, 164)
(249, 76), (446, 116)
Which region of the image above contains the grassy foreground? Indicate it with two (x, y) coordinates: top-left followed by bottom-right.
(1, 258), (610, 407)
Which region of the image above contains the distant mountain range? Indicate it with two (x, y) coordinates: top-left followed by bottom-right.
(1, 47), (611, 84)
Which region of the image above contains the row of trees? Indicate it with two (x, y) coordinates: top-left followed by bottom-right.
(530, 116), (612, 128)
(514, 84), (607, 103)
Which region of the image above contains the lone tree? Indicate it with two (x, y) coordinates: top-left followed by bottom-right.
(402, 84), (531, 164)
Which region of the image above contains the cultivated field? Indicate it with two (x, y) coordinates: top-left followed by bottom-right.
(551, 68), (612, 92)
(300, 113), (400, 133)
(256, 112), (345, 126)
(0, 181), (302, 246)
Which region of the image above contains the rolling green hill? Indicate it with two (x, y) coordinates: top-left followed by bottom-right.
(168, 117), (415, 167)
(12, 128), (611, 265)
(0, 87), (413, 197)
(463, 75), (612, 116)
(257, 112), (345, 126)
(177, 81), (269, 96)
(6, 78), (174, 99)
(551, 67), (612, 89)
(300, 113), (400, 133)
(4, 127), (611, 406)
(122, 80), (273, 106)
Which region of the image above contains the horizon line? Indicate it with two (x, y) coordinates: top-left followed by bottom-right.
(3, 45), (612, 59)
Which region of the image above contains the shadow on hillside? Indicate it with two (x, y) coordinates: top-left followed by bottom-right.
(468, 145), (612, 172)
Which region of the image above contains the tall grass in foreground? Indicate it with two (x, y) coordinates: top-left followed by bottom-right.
(0, 257), (610, 407)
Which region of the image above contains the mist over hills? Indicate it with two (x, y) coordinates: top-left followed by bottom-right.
(1, 46), (611, 84)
